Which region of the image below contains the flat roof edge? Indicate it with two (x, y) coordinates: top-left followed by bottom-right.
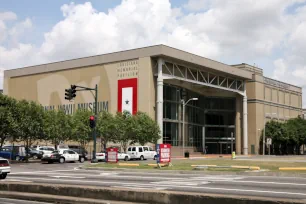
(5, 45), (252, 80)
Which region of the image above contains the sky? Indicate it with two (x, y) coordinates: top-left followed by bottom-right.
(1, 0), (306, 107)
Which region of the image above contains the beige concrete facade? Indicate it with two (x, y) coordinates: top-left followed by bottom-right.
(233, 63), (303, 154)
(3, 45), (303, 155)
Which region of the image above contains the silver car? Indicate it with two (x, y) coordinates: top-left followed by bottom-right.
(0, 157), (11, 179)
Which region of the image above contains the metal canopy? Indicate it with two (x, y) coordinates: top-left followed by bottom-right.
(155, 60), (245, 95)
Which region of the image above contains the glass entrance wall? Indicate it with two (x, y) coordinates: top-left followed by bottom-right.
(162, 84), (236, 154)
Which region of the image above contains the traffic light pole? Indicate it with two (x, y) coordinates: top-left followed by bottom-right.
(64, 84), (99, 163)
(92, 84), (98, 163)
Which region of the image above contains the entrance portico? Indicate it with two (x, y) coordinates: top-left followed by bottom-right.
(156, 57), (249, 155)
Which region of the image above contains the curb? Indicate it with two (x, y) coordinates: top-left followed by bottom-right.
(0, 191), (140, 204)
(0, 182), (304, 204)
(81, 166), (306, 177)
(191, 165), (260, 170)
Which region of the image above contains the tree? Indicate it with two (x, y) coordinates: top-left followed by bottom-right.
(96, 110), (118, 151)
(43, 109), (72, 149)
(71, 109), (92, 148)
(0, 95), (18, 147)
(285, 117), (306, 154)
(265, 120), (288, 144)
(14, 100), (44, 161)
(115, 111), (136, 152)
(133, 112), (160, 145)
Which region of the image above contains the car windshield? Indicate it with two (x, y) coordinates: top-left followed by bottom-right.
(52, 151), (59, 154)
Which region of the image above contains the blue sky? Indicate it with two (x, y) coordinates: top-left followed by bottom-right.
(0, 0), (306, 106)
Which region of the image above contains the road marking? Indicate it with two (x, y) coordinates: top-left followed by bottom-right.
(49, 176), (86, 179)
(7, 176), (306, 197)
(100, 173), (118, 176)
(112, 185), (170, 191)
(3, 179), (33, 183)
(219, 180), (306, 186)
(10, 169), (77, 174)
(11, 172), (182, 180)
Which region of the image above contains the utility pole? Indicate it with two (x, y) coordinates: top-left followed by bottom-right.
(181, 97), (198, 157)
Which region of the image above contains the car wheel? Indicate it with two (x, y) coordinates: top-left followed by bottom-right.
(124, 156), (129, 161)
(154, 155), (157, 160)
(33, 154), (38, 160)
(140, 155), (144, 161)
(59, 157), (65, 164)
(0, 173), (7, 179)
(79, 157), (85, 163)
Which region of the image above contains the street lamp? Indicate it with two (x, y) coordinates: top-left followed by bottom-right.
(181, 98), (198, 157)
(263, 113), (276, 155)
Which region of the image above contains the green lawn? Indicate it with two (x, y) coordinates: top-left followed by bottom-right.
(85, 158), (306, 173)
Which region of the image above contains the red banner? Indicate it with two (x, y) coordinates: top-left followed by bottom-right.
(158, 144), (171, 163)
(107, 148), (118, 163)
(118, 78), (138, 115)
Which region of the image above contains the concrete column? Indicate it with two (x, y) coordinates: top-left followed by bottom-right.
(157, 58), (164, 144)
(243, 87), (248, 155)
(235, 95), (242, 154)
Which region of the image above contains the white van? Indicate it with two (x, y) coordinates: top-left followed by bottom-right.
(127, 146), (157, 160)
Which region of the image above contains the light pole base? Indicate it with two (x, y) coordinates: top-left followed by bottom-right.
(91, 158), (98, 163)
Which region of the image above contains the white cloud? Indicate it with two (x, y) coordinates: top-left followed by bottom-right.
(183, 0), (213, 11)
(0, 0), (306, 107)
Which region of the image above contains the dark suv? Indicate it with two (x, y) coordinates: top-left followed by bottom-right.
(68, 145), (88, 160)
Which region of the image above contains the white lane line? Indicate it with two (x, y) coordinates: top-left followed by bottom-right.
(2, 179), (33, 183)
(193, 179), (306, 187)
(49, 176), (86, 179)
(7, 176), (306, 197)
(112, 186), (170, 190)
(10, 169), (77, 174)
(10, 172), (183, 180)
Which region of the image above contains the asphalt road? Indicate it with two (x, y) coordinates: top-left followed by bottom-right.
(0, 198), (52, 204)
(2, 162), (306, 202)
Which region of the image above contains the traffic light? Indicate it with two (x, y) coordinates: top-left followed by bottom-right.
(89, 115), (96, 128)
(71, 85), (77, 99)
(65, 89), (72, 100)
(64, 85), (77, 101)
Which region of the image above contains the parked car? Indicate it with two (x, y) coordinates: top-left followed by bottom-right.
(96, 151), (130, 161)
(68, 145), (88, 160)
(41, 149), (85, 164)
(32, 146), (55, 155)
(96, 151), (106, 162)
(0, 145), (27, 161)
(127, 146), (157, 160)
(0, 157), (11, 179)
(118, 151), (130, 161)
(27, 148), (43, 159)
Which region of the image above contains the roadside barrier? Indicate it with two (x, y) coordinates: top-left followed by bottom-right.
(118, 163), (139, 167)
(147, 163), (167, 167)
(279, 167), (306, 171)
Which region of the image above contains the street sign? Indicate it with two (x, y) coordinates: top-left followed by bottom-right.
(107, 148), (118, 163)
(156, 144), (171, 164)
(267, 138), (272, 145)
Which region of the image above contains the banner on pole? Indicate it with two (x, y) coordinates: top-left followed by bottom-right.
(156, 144), (171, 164)
(107, 148), (118, 163)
